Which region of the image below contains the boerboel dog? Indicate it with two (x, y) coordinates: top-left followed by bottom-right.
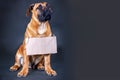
(10, 2), (57, 77)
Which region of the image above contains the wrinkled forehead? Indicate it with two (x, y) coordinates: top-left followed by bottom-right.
(33, 2), (47, 9)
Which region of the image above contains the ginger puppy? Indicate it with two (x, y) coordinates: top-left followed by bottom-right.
(10, 2), (57, 77)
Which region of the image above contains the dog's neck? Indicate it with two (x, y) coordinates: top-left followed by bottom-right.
(28, 15), (52, 37)
(38, 22), (47, 34)
(30, 15), (48, 35)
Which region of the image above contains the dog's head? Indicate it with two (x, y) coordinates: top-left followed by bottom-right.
(26, 2), (53, 22)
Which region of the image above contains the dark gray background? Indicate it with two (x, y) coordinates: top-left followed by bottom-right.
(65, 0), (120, 80)
(1, 0), (120, 80)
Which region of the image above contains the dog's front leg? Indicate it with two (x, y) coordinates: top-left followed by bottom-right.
(17, 49), (29, 77)
(44, 54), (57, 76)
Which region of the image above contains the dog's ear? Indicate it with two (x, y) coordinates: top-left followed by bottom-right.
(26, 4), (35, 16)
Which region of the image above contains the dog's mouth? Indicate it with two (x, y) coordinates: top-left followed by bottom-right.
(37, 5), (52, 22)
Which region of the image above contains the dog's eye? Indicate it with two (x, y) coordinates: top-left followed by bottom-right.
(46, 3), (50, 7)
(39, 5), (42, 9)
(46, 3), (50, 8)
(46, 3), (48, 7)
(37, 5), (42, 10)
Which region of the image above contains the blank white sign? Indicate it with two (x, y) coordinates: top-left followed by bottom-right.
(26, 36), (57, 55)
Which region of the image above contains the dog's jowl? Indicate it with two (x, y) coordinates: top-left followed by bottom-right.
(9, 2), (57, 77)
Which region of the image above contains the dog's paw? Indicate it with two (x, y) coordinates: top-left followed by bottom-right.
(17, 70), (28, 77)
(45, 68), (57, 76)
(37, 64), (44, 70)
(9, 65), (19, 71)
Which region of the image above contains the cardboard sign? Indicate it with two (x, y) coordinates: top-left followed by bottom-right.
(26, 36), (57, 55)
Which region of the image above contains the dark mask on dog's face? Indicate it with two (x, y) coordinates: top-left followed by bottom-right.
(26, 2), (53, 22)
(37, 3), (53, 22)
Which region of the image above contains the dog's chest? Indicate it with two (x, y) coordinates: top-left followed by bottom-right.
(38, 23), (47, 34)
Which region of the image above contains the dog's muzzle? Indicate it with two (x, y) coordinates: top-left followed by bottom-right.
(38, 5), (52, 22)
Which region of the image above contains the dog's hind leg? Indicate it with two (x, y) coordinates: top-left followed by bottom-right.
(10, 45), (23, 71)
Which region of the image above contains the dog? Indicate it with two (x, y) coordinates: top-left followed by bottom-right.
(9, 2), (57, 77)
